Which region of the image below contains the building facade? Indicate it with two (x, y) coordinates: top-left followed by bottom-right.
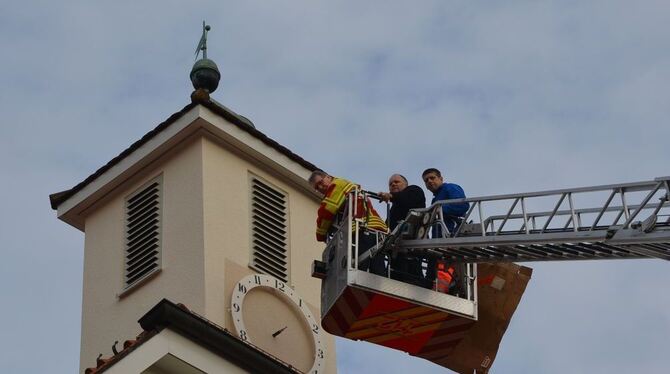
(51, 99), (336, 373)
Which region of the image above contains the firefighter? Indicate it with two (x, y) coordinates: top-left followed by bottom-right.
(308, 170), (388, 275)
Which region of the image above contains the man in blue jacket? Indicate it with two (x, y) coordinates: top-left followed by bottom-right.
(422, 168), (469, 292)
(422, 168), (469, 235)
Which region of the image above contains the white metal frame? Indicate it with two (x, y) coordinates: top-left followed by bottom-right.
(323, 188), (478, 320)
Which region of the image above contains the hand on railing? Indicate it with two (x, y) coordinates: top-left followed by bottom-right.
(362, 189), (385, 202)
(376, 192), (393, 202)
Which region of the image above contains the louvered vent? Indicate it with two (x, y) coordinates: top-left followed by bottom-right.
(124, 179), (161, 289)
(250, 177), (289, 282)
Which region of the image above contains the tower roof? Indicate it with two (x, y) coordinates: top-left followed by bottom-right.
(50, 96), (320, 229)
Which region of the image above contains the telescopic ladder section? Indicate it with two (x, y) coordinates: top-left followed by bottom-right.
(390, 176), (670, 263)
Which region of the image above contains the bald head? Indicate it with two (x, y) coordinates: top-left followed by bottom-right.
(388, 174), (408, 193)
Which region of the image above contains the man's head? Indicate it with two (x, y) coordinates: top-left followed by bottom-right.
(422, 168), (444, 193)
(308, 170), (333, 194)
(388, 174), (408, 194)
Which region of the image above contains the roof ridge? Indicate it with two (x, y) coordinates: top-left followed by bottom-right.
(50, 99), (318, 210)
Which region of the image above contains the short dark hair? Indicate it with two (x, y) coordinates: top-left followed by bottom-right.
(422, 168), (442, 178)
(308, 170), (328, 184)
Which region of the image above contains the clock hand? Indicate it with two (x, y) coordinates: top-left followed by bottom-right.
(272, 326), (288, 338)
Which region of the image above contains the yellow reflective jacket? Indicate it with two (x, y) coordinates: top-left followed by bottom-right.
(316, 177), (388, 242)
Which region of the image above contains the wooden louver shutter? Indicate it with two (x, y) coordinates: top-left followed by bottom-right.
(124, 179), (161, 288)
(250, 177), (289, 282)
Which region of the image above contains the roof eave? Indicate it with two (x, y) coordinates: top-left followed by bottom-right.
(138, 299), (299, 374)
(51, 99), (322, 231)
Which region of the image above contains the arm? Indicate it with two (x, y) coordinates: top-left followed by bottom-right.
(315, 178), (355, 241)
(391, 185), (426, 210)
(441, 184), (469, 217)
(316, 202), (336, 242)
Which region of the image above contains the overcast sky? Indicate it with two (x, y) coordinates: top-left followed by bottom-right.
(1, 1), (669, 373)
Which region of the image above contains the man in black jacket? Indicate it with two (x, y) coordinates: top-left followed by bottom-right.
(379, 174), (426, 286)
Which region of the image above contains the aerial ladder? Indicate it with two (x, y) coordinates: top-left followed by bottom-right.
(312, 176), (670, 373)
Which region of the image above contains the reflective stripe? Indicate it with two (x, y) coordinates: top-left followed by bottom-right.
(316, 178), (388, 240)
(316, 178), (357, 238)
(436, 262), (455, 293)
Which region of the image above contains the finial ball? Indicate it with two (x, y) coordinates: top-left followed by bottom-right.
(190, 58), (220, 93)
(205, 25), (211, 31)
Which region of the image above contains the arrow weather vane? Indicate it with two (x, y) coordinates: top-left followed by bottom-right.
(195, 21), (211, 60)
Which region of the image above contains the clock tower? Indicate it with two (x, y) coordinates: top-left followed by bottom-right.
(50, 40), (336, 372)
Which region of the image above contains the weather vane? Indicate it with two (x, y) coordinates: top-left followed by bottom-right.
(190, 20), (221, 98)
(195, 21), (211, 60)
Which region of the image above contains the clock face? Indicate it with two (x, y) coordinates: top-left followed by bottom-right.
(231, 274), (326, 374)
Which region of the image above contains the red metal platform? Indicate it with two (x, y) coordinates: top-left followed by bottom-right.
(322, 263), (532, 373)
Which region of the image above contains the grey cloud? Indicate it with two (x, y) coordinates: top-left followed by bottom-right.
(2, 1), (669, 373)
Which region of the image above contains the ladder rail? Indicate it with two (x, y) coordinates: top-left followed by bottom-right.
(540, 193), (566, 233)
(590, 189), (616, 230)
(495, 198), (519, 235)
(392, 177), (670, 264)
(648, 180), (670, 220)
(478, 202), (486, 236)
(452, 201), (477, 237)
(568, 192), (578, 232)
(427, 178), (670, 238)
(483, 202), (665, 232)
(521, 197), (530, 234)
(432, 179), (665, 205)
(620, 188), (630, 221)
(622, 181), (663, 229)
